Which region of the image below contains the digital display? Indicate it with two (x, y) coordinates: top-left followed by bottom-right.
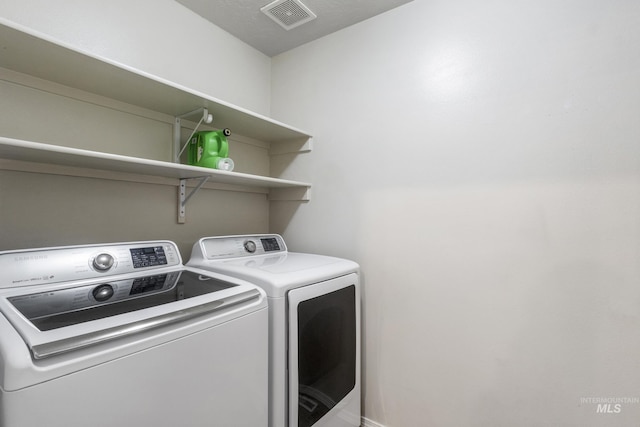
(261, 238), (281, 252)
(130, 246), (167, 268)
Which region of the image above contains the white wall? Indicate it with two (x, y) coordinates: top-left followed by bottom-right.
(271, 0), (640, 425)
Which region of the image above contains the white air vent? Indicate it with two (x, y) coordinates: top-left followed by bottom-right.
(261, 0), (317, 30)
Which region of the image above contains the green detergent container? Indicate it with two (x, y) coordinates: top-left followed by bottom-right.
(187, 128), (234, 171)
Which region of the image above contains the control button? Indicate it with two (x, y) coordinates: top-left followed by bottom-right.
(93, 253), (115, 271)
(244, 240), (257, 253)
(92, 284), (114, 302)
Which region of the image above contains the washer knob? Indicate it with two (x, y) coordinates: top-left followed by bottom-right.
(244, 240), (257, 253)
(93, 253), (115, 271)
(92, 284), (114, 302)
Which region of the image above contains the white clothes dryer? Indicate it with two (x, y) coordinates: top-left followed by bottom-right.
(187, 234), (361, 427)
(0, 241), (268, 427)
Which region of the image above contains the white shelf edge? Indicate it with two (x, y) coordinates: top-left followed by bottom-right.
(0, 158), (271, 196)
(0, 136), (312, 192)
(0, 18), (313, 144)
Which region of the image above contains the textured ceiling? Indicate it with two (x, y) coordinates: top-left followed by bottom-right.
(175, 0), (413, 57)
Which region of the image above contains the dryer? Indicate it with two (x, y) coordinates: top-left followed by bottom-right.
(187, 234), (360, 427)
(0, 240), (268, 427)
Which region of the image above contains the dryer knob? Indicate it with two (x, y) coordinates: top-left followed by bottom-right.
(244, 240), (257, 253)
(93, 253), (115, 271)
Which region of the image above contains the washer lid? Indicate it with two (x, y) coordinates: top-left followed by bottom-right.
(8, 270), (236, 332)
(0, 268), (263, 360)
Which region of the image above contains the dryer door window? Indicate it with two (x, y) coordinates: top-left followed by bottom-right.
(287, 274), (359, 427)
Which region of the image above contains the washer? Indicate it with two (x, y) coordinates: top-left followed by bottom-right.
(0, 240), (268, 427)
(187, 234), (361, 427)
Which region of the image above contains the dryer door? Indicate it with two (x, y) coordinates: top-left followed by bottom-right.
(287, 273), (360, 427)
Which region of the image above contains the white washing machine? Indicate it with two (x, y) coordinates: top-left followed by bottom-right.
(0, 240), (268, 427)
(187, 234), (361, 427)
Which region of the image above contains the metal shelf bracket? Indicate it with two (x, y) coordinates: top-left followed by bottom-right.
(178, 176), (210, 223)
(173, 107), (213, 163)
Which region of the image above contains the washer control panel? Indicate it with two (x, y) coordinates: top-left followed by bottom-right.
(0, 241), (181, 289)
(198, 234), (287, 260)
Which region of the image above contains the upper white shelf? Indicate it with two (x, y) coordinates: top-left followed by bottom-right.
(0, 136), (311, 192)
(0, 19), (311, 144)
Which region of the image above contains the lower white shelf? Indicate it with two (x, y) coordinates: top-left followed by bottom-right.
(0, 136), (311, 201)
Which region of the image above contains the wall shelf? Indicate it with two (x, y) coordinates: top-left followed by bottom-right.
(0, 136), (311, 195)
(0, 19), (311, 145)
(0, 19), (313, 222)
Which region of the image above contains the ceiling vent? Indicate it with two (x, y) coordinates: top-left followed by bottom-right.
(261, 0), (317, 30)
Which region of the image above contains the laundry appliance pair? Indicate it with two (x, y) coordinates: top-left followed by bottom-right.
(0, 234), (360, 427)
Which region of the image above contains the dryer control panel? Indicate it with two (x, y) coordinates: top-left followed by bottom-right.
(196, 234), (288, 260)
(0, 241), (181, 289)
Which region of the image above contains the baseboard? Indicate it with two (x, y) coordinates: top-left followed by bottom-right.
(361, 416), (387, 427)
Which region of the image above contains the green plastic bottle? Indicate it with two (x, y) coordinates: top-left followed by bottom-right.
(187, 129), (234, 171)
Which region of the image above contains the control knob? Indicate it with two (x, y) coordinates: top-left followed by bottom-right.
(93, 253), (115, 272)
(244, 240), (257, 253)
(92, 284), (114, 302)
